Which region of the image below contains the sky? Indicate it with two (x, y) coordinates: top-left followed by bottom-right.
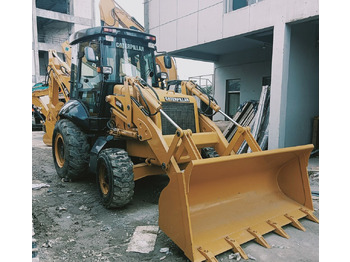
(115, 0), (214, 80)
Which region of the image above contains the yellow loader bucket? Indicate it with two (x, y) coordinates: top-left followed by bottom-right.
(158, 144), (318, 262)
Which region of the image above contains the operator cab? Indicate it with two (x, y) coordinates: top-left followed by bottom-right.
(63, 27), (159, 132)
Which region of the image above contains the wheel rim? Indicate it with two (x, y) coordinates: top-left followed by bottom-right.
(98, 163), (109, 195)
(54, 133), (65, 168)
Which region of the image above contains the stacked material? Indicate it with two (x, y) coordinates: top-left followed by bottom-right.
(222, 101), (258, 141)
(223, 86), (270, 153)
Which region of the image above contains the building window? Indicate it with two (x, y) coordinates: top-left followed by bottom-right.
(38, 51), (48, 76)
(226, 0), (263, 12)
(36, 0), (70, 15)
(225, 79), (241, 116)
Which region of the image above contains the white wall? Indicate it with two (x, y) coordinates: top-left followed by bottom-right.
(148, 0), (320, 149)
(148, 0), (319, 53)
(213, 47), (272, 120)
(284, 21), (319, 147)
(73, 0), (93, 20)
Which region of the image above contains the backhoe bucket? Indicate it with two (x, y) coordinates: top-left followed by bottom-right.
(158, 144), (316, 262)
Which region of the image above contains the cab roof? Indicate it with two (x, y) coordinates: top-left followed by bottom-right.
(69, 26), (156, 45)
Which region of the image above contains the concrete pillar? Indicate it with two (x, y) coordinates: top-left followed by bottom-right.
(144, 0), (150, 33)
(92, 0), (101, 27)
(268, 22), (291, 149)
(32, 0), (40, 84)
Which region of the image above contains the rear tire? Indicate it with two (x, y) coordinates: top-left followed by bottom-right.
(97, 148), (134, 209)
(52, 119), (90, 179)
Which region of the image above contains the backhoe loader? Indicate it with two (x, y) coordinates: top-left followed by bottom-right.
(51, 26), (318, 262)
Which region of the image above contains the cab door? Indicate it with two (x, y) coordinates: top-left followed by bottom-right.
(77, 40), (103, 116)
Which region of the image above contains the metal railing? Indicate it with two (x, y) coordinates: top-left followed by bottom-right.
(188, 74), (214, 93)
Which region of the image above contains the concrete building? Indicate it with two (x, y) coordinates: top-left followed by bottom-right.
(32, 0), (100, 84)
(145, 0), (319, 149)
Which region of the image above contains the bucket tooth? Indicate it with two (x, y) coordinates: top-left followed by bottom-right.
(197, 247), (218, 262)
(285, 214), (306, 231)
(267, 220), (290, 239)
(300, 208), (319, 223)
(224, 236), (248, 260)
(247, 228), (271, 248)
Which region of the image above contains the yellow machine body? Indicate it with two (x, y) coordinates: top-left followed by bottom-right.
(105, 78), (318, 262)
(32, 50), (70, 145)
(159, 145), (314, 261)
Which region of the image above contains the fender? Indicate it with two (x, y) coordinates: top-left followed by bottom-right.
(89, 135), (114, 174)
(58, 100), (90, 131)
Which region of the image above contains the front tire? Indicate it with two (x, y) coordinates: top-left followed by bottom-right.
(97, 148), (135, 209)
(52, 119), (90, 179)
(201, 147), (219, 158)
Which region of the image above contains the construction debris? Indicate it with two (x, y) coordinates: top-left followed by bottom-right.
(126, 226), (159, 254)
(160, 247), (170, 253)
(229, 252), (241, 260)
(223, 85), (270, 153)
(42, 240), (54, 248)
(248, 254), (257, 260)
(79, 205), (91, 211)
(55, 206), (67, 212)
(32, 183), (50, 190)
(223, 100), (258, 142)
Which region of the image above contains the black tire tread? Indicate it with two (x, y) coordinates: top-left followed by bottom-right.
(201, 147), (220, 158)
(98, 148), (134, 208)
(53, 119), (90, 179)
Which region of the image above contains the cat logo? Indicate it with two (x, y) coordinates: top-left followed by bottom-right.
(164, 97), (190, 103)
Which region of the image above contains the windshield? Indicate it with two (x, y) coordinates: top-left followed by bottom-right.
(103, 37), (157, 86)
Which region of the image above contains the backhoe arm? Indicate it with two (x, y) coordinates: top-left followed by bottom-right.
(181, 81), (221, 112)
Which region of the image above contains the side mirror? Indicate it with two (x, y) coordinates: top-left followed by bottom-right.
(163, 55), (172, 69)
(156, 72), (168, 81)
(84, 46), (97, 62)
(157, 72), (168, 90)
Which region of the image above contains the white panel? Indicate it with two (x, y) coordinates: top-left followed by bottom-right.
(74, 0), (92, 19)
(199, 0), (223, 9)
(198, 3), (223, 43)
(285, 0), (319, 22)
(158, 21), (177, 52)
(148, 0), (160, 29)
(223, 7), (250, 38)
(177, 0), (198, 17)
(159, 0), (178, 25)
(176, 13), (198, 49)
(249, 0), (272, 31)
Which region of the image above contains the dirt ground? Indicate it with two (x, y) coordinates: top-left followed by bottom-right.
(32, 131), (319, 262)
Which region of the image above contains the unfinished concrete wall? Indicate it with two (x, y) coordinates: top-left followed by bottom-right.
(284, 21), (319, 147)
(33, 0), (98, 83)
